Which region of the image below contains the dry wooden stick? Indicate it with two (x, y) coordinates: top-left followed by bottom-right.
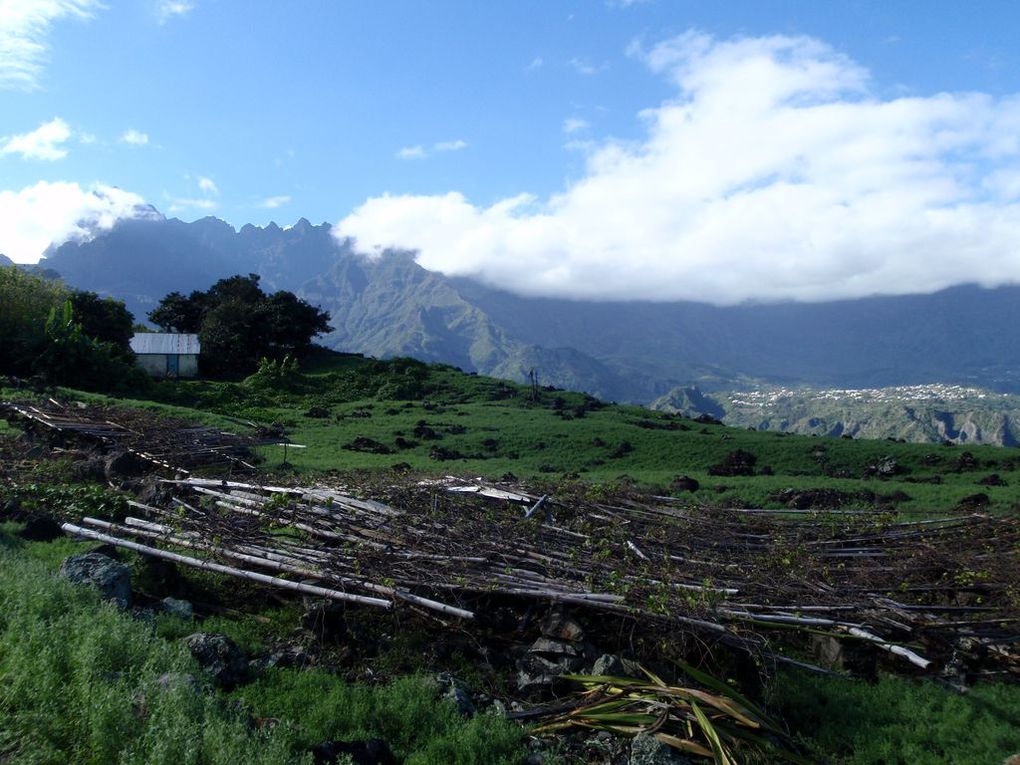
(62, 522), (393, 609)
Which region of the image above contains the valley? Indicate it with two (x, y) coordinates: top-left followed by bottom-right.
(35, 213), (1020, 414)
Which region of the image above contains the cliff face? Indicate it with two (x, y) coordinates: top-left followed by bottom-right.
(651, 385), (1020, 446)
(38, 213), (1020, 405)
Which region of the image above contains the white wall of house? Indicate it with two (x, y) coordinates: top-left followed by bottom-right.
(136, 354), (200, 378)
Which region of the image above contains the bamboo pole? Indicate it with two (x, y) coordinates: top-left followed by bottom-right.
(62, 522), (393, 609)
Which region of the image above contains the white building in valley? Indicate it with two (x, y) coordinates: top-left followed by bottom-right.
(129, 333), (201, 378)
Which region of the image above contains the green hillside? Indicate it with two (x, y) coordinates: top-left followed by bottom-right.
(3, 349), (1020, 764)
(26, 348), (1020, 517)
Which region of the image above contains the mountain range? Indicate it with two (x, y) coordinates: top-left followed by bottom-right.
(33, 212), (1020, 407)
(651, 384), (1020, 446)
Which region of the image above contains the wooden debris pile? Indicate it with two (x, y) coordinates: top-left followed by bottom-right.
(62, 476), (1020, 677)
(1, 400), (278, 474)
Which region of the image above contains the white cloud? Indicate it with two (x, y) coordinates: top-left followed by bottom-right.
(197, 176), (218, 194)
(526, 56), (543, 72)
(119, 129), (149, 145)
(568, 57), (603, 76)
(1, 117), (72, 160)
(338, 31), (1020, 305)
(260, 195), (291, 209)
(395, 145), (426, 160)
(396, 140), (467, 160)
(562, 117), (589, 134)
(167, 197), (215, 213)
(434, 139), (467, 153)
(0, 0), (101, 90)
(0, 180), (147, 263)
(157, 0), (193, 23)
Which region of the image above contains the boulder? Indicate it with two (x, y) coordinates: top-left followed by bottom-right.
(161, 597), (193, 620)
(250, 645), (313, 672)
(342, 436), (393, 454)
(540, 609), (585, 642)
(17, 514), (63, 541)
(311, 738), (396, 765)
(59, 552), (132, 607)
(155, 672), (200, 694)
(516, 668), (559, 695)
(630, 731), (692, 765)
(865, 456), (902, 479)
(433, 672), (475, 717)
(530, 636), (582, 658)
(670, 475), (700, 493)
(104, 450), (149, 480)
(301, 601), (350, 643)
(516, 635), (587, 693)
(708, 450), (757, 477)
(183, 633), (248, 689)
(591, 653), (627, 677)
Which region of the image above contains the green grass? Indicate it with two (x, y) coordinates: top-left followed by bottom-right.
(235, 671), (523, 765)
(154, 606), (303, 656)
(772, 669), (1020, 764)
(24, 349), (1013, 515)
(0, 526), (527, 765)
(5, 351), (1020, 763)
(0, 536), (302, 764)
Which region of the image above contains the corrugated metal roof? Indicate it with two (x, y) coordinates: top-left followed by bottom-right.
(130, 333), (201, 355)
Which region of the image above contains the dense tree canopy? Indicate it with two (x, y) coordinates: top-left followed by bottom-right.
(69, 290), (135, 358)
(0, 265), (145, 391)
(148, 274), (332, 376)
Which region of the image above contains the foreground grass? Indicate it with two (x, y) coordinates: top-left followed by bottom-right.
(772, 670), (1020, 764)
(2, 518), (1019, 764)
(0, 529), (525, 765)
(235, 672), (523, 765)
(0, 541), (299, 764)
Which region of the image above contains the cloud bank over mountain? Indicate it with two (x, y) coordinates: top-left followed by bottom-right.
(337, 32), (1020, 305)
(0, 181), (148, 263)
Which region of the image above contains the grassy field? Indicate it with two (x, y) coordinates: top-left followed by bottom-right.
(0, 524), (525, 765)
(2, 519), (1018, 765)
(772, 670), (1020, 764)
(9, 349), (1015, 516)
(3, 350), (1020, 763)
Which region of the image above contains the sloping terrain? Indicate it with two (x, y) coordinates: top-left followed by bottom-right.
(40, 213), (1020, 404)
(653, 384), (1020, 446)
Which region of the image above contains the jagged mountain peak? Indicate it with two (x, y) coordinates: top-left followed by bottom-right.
(33, 212), (1020, 410)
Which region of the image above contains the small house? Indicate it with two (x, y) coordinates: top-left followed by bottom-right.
(129, 333), (201, 378)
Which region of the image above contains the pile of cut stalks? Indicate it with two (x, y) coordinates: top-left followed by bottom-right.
(62, 474), (1020, 678)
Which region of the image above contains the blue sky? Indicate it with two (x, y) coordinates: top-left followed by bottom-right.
(3, 1), (1020, 304)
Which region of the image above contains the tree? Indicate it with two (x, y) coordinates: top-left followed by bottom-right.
(264, 290), (332, 354)
(69, 290), (134, 357)
(147, 291), (204, 333)
(0, 265), (69, 370)
(147, 274), (332, 376)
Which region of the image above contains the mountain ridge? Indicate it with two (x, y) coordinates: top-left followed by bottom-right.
(651, 384), (1020, 446)
(35, 213), (1020, 406)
